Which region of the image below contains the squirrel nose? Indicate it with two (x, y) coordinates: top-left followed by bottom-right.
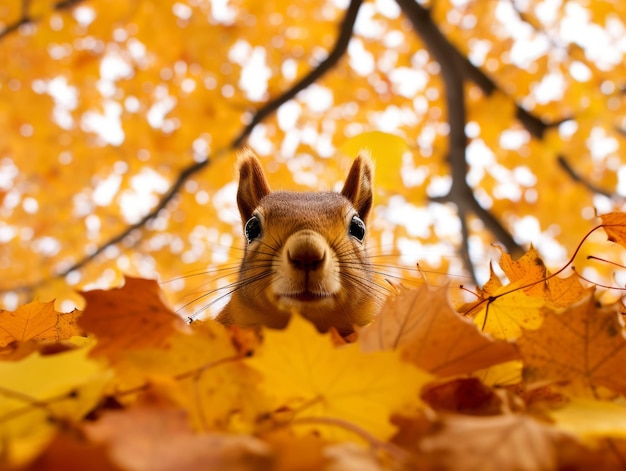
(286, 232), (327, 272)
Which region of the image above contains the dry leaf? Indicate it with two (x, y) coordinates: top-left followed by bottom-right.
(518, 295), (626, 397)
(247, 315), (431, 441)
(359, 285), (520, 376)
(600, 212), (626, 248)
(86, 404), (272, 471)
(79, 277), (186, 359)
(0, 301), (82, 347)
(419, 414), (574, 471)
(473, 281), (546, 340)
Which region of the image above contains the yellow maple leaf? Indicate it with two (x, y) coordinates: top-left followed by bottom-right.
(112, 320), (262, 432)
(247, 315), (431, 441)
(473, 281), (546, 340)
(0, 347), (111, 468)
(473, 360), (523, 387)
(339, 131), (408, 194)
(549, 398), (626, 443)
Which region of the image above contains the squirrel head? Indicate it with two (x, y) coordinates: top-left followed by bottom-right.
(217, 149), (378, 335)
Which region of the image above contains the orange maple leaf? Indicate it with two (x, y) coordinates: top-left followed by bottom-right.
(79, 277), (186, 359)
(546, 272), (592, 307)
(517, 295), (626, 397)
(0, 300), (82, 347)
(359, 285), (520, 377)
(600, 211), (626, 249)
(497, 245), (547, 297)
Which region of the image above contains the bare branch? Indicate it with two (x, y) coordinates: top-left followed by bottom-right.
(397, 0), (523, 265)
(557, 155), (615, 199)
(62, 0), (363, 278)
(0, 0), (87, 39)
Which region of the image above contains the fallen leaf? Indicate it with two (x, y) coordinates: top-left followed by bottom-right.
(473, 360), (522, 387)
(359, 285), (520, 376)
(473, 281), (546, 340)
(549, 398), (626, 443)
(86, 403), (272, 471)
(79, 277), (186, 359)
(0, 301), (82, 347)
(419, 414), (575, 471)
(518, 295), (626, 397)
(112, 320), (261, 432)
(0, 347), (111, 468)
(247, 315), (431, 441)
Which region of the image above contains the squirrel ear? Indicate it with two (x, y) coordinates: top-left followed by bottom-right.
(341, 152), (374, 221)
(236, 149), (271, 221)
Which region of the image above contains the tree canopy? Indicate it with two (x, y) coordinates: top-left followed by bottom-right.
(3, 1), (626, 469)
(2, 0), (625, 312)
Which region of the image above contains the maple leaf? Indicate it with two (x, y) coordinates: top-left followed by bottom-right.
(549, 398), (626, 442)
(546, 272), (593, 307)
(517, 295), (626, 397)
(600, 211), (626, 248)
(473, 360), (523, 387)
(86, 401), (272, 471)
(0, 347), (111, 468)
(360, 285), (520, 376)
(247, 315), (431, 441)
(0, 301), (82, 347)
(497, 245), (548, 297)
(112, 320), (261, 432)
(79, 277), (186, 359)
(473, 281), (547, 340)
(419, 414), (577, 471)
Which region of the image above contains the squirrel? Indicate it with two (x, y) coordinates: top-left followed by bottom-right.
(215, 149), (381, 335)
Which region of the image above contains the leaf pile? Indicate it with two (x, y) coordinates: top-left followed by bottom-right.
(3, 215), (626, 470)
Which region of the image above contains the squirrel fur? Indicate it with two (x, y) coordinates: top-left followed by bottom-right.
(216, 150), (378, 335)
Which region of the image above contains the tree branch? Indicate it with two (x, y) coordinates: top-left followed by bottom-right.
(232, 0), (363, 148)
(397, 0), (523, 266)
(4, 0), (364, 295)
(0, 0), (87, 39)
(557, 155), (615, 199)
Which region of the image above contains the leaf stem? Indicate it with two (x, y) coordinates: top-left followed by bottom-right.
(290, 416), (412, 464)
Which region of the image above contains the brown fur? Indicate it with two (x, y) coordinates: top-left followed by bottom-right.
(216, 150), (378, 334)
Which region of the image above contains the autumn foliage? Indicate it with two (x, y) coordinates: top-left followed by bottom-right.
(3, 0), (626, 469)
(2, 214), (626, 470)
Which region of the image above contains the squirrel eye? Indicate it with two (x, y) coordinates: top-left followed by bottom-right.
(244, 216), (262, 243)
(348, 215), (366, 242)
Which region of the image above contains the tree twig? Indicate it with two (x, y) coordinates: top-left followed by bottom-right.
(233, 0), (363, 148)
(557, 155), (615, 199)
(397, 0), (524, 265)
(0, 0), (87, 39)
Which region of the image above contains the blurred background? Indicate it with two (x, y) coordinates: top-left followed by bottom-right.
(1, 0), (625, 315)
